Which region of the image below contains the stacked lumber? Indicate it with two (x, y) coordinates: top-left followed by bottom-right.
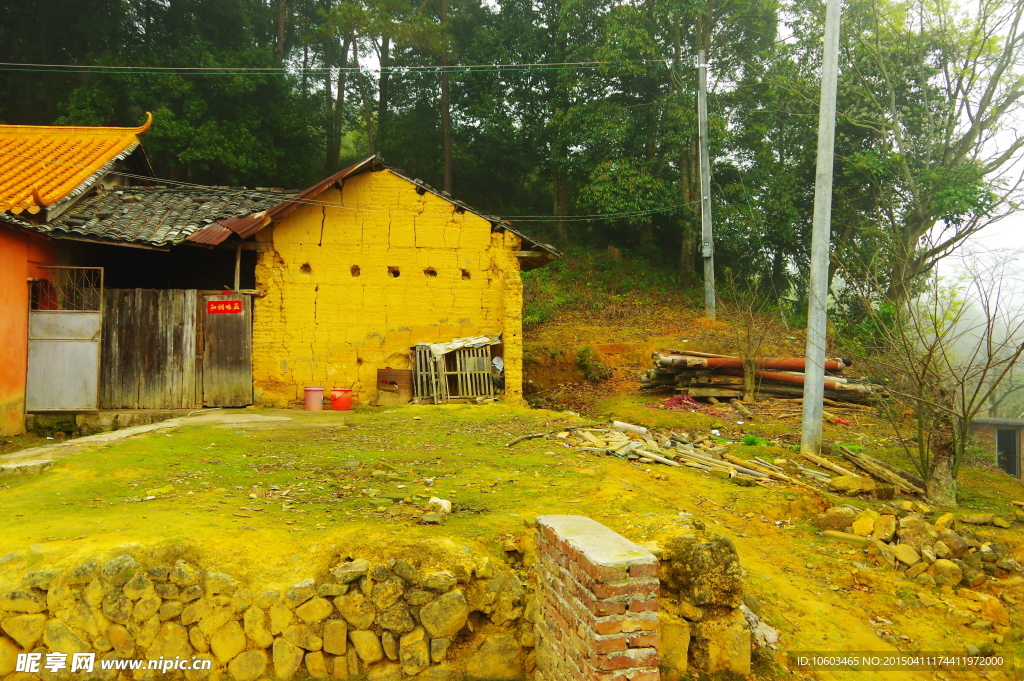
(640, 350), (883, 404)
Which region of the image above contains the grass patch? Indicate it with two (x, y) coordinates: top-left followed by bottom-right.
(593, 395), (724, 432)
(522, 246), (696, 327)
(577, 347), (613, 382)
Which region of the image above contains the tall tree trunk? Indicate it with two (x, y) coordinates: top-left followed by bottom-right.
(334, 36), (352, 164)
(553, 160), (569, 245)
(377, 35), (390, 150)
(440, 0), (453, 193)
(673, 16), (696, 282)
(926, 412), (957, 507)
(351, 35), (376, 155)
(324, 38), (338, 173)
(277, 0), (286, 57)
(551, 16), (570, 247)
(301, 44), (309, 91)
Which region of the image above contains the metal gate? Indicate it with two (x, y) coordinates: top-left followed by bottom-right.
(200, 292), (253, 407)
(25, 267), (104, 412)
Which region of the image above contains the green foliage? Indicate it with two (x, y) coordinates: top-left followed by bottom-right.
(577, 347), (613, 382)
(1, 0), (1020, 305)
(741, 435), (768, 446)
(522, 245), (694, 326)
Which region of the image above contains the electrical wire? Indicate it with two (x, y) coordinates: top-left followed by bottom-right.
(0, 149), (695, 223)
(0, 60), (670, 76)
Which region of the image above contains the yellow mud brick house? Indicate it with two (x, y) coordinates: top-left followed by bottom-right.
(189, 156), (559, 407)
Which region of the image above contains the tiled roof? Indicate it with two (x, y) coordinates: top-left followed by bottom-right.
(0, 114), (152, 215)
(21, 186), (286, 246)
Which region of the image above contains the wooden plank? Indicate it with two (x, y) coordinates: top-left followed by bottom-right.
(678, 387), (743, 398)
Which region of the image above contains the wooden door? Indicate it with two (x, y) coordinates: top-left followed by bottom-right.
(200, 293), (253, 407)
(100, 289), (199, 409)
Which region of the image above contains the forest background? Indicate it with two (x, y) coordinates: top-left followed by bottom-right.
(2, 0), (1024, 345)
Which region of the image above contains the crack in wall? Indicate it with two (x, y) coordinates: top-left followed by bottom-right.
(318, 205), (327, 246)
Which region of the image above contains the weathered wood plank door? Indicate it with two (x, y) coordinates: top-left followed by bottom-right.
(100, 289), (200, 409)
(200, 293), (253, 407)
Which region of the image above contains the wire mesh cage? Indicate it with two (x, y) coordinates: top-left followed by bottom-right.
(31, 266), (104, 311)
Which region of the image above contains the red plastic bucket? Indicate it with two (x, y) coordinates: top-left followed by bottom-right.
(332, 388), (353, 411)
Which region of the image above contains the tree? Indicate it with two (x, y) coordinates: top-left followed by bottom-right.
(835, 0), (1024, 302)
(844, 254), (1024, 506)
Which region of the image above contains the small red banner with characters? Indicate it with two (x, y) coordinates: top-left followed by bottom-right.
(207, 299), (243, 314)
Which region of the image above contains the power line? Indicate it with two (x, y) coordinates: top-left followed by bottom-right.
(0, 60), (669, 77)
(0, 149), (695, 224)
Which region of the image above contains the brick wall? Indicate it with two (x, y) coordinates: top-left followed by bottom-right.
(535, 515), (660, 681)
(969, 423), (1023, 477)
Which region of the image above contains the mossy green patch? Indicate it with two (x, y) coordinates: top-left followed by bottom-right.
(593, 395), (724, 431)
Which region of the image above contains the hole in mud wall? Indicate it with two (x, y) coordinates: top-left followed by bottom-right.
(461, 269), (471, 280)
(351, 265), (361, 276)
(388, 267), (401, 278)
(300, 263), (312, 275)
(424, 268), (438, 278)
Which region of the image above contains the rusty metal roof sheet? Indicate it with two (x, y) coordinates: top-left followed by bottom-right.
(15, 186), (285, 246)
(0, 114), (153, 215)
(186, 156), (378, 245)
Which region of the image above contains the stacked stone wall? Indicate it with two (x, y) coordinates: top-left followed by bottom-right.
(0, 546), (533, 681)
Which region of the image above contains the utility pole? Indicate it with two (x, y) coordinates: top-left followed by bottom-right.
(697, 44), (715, 320)
(800, 0), (843, 456)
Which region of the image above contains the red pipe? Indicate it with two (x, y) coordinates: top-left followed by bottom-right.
(657, 355), (850, 371)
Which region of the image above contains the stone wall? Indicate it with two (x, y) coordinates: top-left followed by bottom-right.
(534, 515), (660, 681)
(0, 545), (534, 681)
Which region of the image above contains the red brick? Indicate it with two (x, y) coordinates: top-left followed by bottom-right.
(591, 653), (639, 671)
(593, 618), (624, 636)
(628, 562), (659, 578)
(595, 601), (627, 616)
(589, 635), (627, 654)
(627, 632), (660, 649)
(628, 599), (658, 613)
(579, 555), (630, 583)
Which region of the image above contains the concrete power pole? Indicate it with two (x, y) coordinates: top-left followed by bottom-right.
(800, 0), (843, 456)
(697, 46), (716, 320)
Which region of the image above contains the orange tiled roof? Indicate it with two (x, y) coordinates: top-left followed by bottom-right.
(0, 113), (152, 215)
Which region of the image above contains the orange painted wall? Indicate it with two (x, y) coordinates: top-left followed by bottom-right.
(0, 226), (56, 435)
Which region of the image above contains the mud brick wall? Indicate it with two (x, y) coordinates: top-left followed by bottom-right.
(251, 168), (525, 407)
(534, 515), (659, 681)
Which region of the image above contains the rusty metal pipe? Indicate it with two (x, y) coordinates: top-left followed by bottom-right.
(655, 354), (851, 371)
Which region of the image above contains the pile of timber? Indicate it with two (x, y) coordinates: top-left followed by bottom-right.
(506, 420), (923, 497)
(641, 350), (883, 404)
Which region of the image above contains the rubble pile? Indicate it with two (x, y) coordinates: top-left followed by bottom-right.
(816, 502), (1020, 595)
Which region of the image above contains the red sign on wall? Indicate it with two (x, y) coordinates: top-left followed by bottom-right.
(207, 299), (243, 314)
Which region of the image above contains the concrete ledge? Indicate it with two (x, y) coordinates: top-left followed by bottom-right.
(537, 515), (657, 570)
